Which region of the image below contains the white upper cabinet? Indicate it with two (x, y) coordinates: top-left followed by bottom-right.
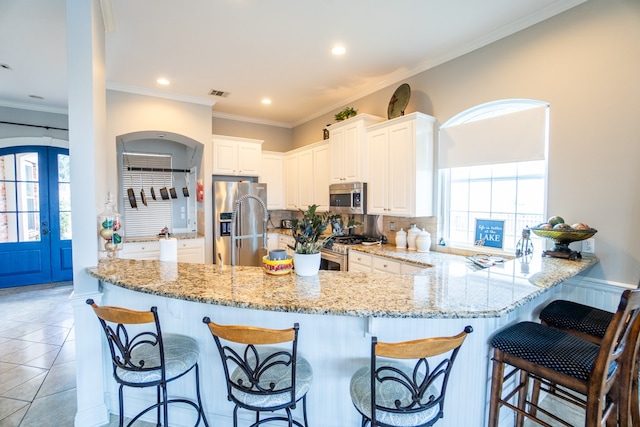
(328, 114), (384, 184)
(212, 135), (263, 176)
(260, 152), (285, 210)
(366, 112), (436, 217)
(284, 141), (330, 211)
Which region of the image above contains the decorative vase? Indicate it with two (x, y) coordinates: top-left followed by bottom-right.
(98, 192), (123, 258)
(293, 252), (321, 276)
(416, 229), (431, 253)
(407, 224), (419, 251)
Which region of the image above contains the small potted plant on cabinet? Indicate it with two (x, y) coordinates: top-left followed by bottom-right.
(334, 107), (358, 121)
(291, 205), (356, 276)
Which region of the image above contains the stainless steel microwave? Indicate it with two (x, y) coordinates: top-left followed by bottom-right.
(329, 182), (366, 214)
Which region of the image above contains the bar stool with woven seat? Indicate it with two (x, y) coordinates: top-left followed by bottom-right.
(350, 326), (473, 427)
(202, 317), (313, 427)
(86, 299), (209, 427)
(539, 283), (640, 425)
(487, 288), (640, 427)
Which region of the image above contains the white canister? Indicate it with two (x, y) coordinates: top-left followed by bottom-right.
(395, 228), (407, 249)
(407, 224), (420, 251)
(416, 229), (431, 253)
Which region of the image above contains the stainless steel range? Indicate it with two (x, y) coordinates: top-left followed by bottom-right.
(320, 235), (379, 271)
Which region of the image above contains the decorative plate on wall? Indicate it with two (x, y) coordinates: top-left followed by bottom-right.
(387, 83), (411, 119)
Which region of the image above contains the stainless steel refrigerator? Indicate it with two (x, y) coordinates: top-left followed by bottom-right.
(213, 180), (268, 266)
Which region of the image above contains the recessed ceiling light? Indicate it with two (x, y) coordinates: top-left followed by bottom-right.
(261, 98), (272, 105)
(157, 78), (170, 85)
(331, 45), (346, 55)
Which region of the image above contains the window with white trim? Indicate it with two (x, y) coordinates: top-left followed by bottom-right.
(438, 100), (548, 252)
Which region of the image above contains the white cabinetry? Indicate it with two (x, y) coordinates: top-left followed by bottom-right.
(329, 114), (384, 184)
(367, 113), (435, 217)
(278, 234), (295, 257)
(284, 141), (329, 211)
(212, 135), (262, 176)
(267, 233), (280, 251)
(348, 252), (373, 273)
(121, 238), (205, 263)
(348, 250), (427, 274)
(260, 152), (285, 210)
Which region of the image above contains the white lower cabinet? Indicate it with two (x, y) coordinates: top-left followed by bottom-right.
(121, 238), (205, 263)
(348, 252), (372, 273)
(372, 256), (401, 274)
(348, 251), (426, 274)
(278, 235), (295, 257)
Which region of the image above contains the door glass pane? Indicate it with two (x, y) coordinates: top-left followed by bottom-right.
(16, 153), (38, 181)
(18, 212), (40, 241)
(59, 212), (72, 240)
(1, 181), (17, 211)
(0, 212), (17, 242)
(17, 182), (40, 211)
(0, 154), (16, 180)
(58, 154), (72, 240)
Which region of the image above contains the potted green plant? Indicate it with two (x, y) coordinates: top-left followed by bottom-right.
(291, 205), (356, 276)
(334, 107), (358, 121)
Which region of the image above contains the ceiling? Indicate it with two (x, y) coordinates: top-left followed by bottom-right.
(0, 0), (587, 128)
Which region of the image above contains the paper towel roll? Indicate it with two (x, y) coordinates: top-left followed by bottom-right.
(159, 238), (178, 262)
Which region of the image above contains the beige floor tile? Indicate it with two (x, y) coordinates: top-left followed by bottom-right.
(0, 372), (47, 402)
(0, 366), (47, 396)
(18, 388), (76, 427)
(0, 397), (29, 424)
(36, 360), (76, 398)
(0, 403), (28, 427)
(0, 342), (60, 366)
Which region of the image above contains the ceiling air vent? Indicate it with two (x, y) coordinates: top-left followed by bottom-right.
(208, 89), (229, 97)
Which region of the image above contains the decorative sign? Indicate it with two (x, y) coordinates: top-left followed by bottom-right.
(474, 219), (505, 249)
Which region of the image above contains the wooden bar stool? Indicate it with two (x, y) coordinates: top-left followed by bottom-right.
(202, 317), (312, 427)
(86, 299), (209, 427)
(487, 289), (640, 427)
(349, 326), (473, 427)
(539, 285), (640, 425)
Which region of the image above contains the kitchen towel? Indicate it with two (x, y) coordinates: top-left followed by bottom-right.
(159, 237), (178, 262)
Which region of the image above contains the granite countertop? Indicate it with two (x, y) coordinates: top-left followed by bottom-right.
(87, 248), (597, 319)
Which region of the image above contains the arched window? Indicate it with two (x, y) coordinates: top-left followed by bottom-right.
(438, 99), (548, 252)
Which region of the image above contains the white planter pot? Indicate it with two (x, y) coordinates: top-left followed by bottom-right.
(293, 252), (321, 276)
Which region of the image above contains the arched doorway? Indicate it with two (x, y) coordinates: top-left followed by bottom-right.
(0, 140), (72, 287)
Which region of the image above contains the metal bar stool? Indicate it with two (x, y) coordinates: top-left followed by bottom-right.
(539, 283), (640, 426)
(202, 317), (312, 427)
(349, 326), (473, 427)
(487, 289), (640, 427)
(87, 299), (209, 427)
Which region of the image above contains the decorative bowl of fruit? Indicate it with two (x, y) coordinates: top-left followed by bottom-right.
(531, 216), (597, 259)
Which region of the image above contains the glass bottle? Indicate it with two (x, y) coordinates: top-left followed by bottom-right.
(98, 192), (123, 258)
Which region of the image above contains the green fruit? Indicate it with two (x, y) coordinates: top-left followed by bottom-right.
(547, 216), (565, 226)
(553, 223), (572, 230)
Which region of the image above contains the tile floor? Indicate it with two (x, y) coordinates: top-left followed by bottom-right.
(0, 282), (605, 427)
(0, 283), (154, 427)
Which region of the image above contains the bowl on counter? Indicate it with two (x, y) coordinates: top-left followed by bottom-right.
(262, 255), (293, 275)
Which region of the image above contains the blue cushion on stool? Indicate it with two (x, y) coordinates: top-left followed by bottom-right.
(540, 300), (613, 338)
(491, 321), (614, 381)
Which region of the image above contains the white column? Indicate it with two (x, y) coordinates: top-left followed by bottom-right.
(66, 0), (110, 425)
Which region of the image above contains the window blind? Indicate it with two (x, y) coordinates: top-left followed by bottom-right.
(121, 153), (173, 237)
(438, 105), (547, 169)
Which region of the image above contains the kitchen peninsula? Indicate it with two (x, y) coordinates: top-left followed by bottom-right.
(87, 252), (597, 427)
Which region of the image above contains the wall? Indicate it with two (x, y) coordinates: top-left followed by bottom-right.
(212, 115), (293, 152)
(0, 107), (69, 141)
(106, 91), (215, 261)
(292, 0), (640, 286)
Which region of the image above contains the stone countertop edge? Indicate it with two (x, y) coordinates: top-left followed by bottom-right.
(86, 250), (598, 319)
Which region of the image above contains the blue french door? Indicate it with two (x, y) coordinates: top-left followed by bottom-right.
(0, 146), (72, 287)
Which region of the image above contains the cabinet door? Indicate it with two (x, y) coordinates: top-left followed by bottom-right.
(260, 153), (285, 209)
(329, 129), (345, 183)
(177, 239), (205, 263)
(372, 255), (401, 274)
(387, 121), (414, 215)
(212, 139), (237, 175)
(121, 241), (160, 260)
(348, 252), (373, 272)
(284, 153), (299, 210)
(367, 128), (389, 214)
(237, 142), (261, 176)
(343, 124), (362, 182)
(297, 149), (314, 209)
(313, 144), (330, 211)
